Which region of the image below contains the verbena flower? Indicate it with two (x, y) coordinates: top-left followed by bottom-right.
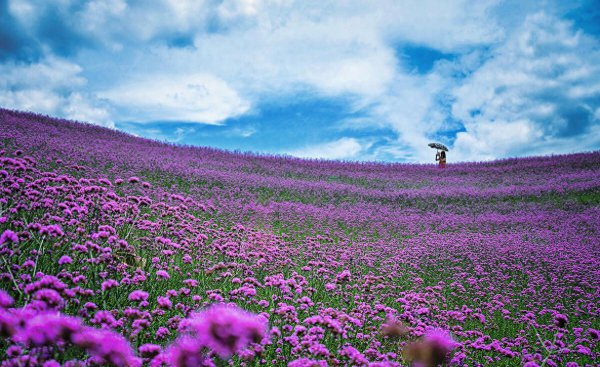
(165, 336), (214, 367)
(157, 296), (173, 309)
(0, 309), (17, 337)
(184, 304), (268, 358)
(58, 255), (73, 265)
(139, 343), (162, 358)
(404, 328), (458, 367)
(128, 290), (149, 302)
(157, 270), (170, 279)
(102, 279), (120, 291)
(0, 230), (18, 245)
(554, 313), (568, 328)
(33, 289), (65, 310)
(72, 327), (141, 367)
(0, 289), (14, 308)
(380, 316), (409, 338)
(15, 312), (82, 346)
(288, 358), (328, 367)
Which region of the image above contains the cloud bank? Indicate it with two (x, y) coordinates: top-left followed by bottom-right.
(0, 0), (598, 162)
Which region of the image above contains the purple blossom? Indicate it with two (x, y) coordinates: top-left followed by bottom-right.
(164, 336), (214, 367)
(0, 309), (17, 337)
(288, 358), (328, 367)
(404, 328), (458, 367)
(156, 327), (171, 339)
(128, 290), (149, 302)
(58, 255), (73, 265)
(91, 310), (119, 328)
(72, 327), (141, 366)
(184, 304), (268, 358)
(15, 312), (82, 346)
(574, 344), (591, 355)
(33, 289), (65, 310)
(102, 279), (119, 291)
(340, 345), (369, 365)
(0, 229), (18, 245)
(156, 270), (170, 279)
(335, 270), (351, 283)
(423, 328), (458, 354)
(139, 343), (162, 358)
(157, 296), (173, 309)
(0, 289), (14, 308)
(39, 224), (64, 237)
(25, 275), (67, 294)
(554, 313), (568, 328)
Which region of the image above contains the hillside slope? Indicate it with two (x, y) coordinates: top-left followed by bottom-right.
(1, 108), (599, 366)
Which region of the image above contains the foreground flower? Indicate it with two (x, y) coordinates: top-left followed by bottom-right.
(0, 290), (14, 308)
(381, 316), (409, 338)
(0, 229), (18, 245)
(288, 358), (328, 367)
(164, 336), (215, 367)
(183, 304), (268, 358)
(8, 309), (140, 367)
(403, 328), (458, 367)
(15, 312), (81, 346)
(72, 327), (141, 367)
(139, 343), (162, 358)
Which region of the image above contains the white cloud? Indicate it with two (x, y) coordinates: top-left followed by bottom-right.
(172, 127), (196, 143)
(0, 56), (85, 90)
(287, 137), (368, 160)
(228, 126), (257, 138)
(377, 0), (503, 51)
(368, 72), (451, 162)
(62, 93), (113, 128)
(450, 13), (600, 161)
(0, 56), (114, 127)
(452, 120), (543, 161)
(67, 0), (500, 126)
(77, 0), (128, 49)
(217, 0), (261, 21)
(99, 73), (250, 124)
(172, 13), (398, 101)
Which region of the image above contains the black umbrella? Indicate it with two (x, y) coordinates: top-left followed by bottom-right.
(428, 142), (449, 151)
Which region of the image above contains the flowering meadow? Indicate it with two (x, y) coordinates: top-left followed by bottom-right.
(0, 108), (599, 367)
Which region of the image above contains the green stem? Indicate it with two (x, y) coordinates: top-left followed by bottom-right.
(1, 255), (23, 295)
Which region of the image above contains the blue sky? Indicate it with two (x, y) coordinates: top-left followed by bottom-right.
(1, 0), (599, 162)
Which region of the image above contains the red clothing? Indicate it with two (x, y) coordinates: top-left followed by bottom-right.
(436, 152), (447, 168)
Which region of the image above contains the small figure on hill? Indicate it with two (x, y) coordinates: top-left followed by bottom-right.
(428, 143), (449, 168)
(435, 150), (446, 168)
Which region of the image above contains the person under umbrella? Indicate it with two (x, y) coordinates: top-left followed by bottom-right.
(428, 143), (448, 168)
(435, 150), (447, 168)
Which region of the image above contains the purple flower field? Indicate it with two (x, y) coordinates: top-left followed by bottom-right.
(0, 108), (599, 366)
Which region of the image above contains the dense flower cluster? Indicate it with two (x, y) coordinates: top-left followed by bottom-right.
(0, 109), (598, 366)
(0, 292), (140, 366)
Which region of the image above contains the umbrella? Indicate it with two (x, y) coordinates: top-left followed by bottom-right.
(428, 142), (449, 151)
